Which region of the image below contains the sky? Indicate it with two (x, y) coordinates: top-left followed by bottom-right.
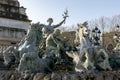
(19, 0), (120, 26)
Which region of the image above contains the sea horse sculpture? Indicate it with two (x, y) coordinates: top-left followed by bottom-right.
(67, 22), (112, 72)
(3, 24), (53, 73)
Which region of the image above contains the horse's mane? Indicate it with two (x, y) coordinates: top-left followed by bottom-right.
(76, 24), (92, 53)
(24, 25), (43, 45)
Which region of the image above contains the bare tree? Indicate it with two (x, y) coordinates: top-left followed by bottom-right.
(98, 16), (106, 33)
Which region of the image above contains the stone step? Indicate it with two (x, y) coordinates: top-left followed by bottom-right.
(0, 68), (15, 70)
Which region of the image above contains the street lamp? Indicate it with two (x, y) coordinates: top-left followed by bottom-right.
(91, 26), (101, 46)
(113, 34), (119, 43)
(113, 25), (120, 51)
(114, 25), (120, 43)
(116, 24), (120, 32)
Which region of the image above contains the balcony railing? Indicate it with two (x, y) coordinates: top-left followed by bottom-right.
(0, 11), (28, 21)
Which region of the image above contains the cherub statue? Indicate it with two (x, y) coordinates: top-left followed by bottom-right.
(43, 29), (64, 59)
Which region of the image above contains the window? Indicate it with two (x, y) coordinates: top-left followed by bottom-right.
(0, 28), (3, 37)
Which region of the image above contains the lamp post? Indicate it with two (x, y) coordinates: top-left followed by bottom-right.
(91, 26), (101, 46)
(113, 34), (119, 43)
(113, 25), (120, 51)
(116, 24), (120, 31)
(114, 25), (120, 43)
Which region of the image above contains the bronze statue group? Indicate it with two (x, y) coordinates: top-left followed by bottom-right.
(2, 10), (119, 74)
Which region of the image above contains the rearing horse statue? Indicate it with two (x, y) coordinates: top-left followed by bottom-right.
(3, 24), (43, 65)
(67, 22), (112, 72)
(3, 24), (53, 73)
(76, 23), (92, 54)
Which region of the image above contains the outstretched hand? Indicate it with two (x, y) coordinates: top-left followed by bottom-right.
(62, 9), (69, 20)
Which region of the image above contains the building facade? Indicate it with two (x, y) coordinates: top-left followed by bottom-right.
(0, 0), (31, 53)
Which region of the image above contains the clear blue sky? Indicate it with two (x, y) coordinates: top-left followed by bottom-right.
(19, 0), (120, 26)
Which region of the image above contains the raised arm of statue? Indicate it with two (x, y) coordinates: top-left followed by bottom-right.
(53, 9), (69, 28)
